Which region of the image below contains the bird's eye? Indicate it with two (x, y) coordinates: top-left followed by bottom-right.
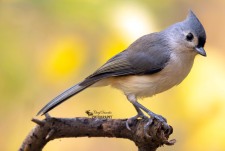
(186, 33), (194, 41)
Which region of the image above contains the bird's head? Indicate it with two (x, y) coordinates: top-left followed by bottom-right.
(165, 10), (206, 57)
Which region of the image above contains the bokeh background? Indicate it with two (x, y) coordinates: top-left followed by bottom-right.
(1, 0), (225, 151)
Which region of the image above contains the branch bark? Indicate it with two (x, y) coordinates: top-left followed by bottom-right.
(19, 116), (175, 151)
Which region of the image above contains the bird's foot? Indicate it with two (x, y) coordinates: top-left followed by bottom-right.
(144, 113), (170, 137)
(126, 113), (148, 130)
(150, 113), (167, 123)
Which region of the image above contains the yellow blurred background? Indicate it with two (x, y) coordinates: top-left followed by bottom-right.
(0, 0), (225, 151)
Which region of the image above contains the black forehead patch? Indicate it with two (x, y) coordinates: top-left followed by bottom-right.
(197, 36), (206, 48)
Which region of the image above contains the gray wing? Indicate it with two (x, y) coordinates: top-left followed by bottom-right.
(81, 33), (171, 86)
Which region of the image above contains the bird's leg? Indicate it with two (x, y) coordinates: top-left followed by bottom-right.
(126, 94), (170, 134)
(126, 104), (148, 130)
(132, 101), (170, 130)
(126, 94), (148, 130)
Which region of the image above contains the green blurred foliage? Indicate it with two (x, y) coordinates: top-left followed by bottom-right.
(0, 0), (225, 151)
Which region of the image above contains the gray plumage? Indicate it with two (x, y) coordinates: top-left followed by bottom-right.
(37, 9), (206, 122)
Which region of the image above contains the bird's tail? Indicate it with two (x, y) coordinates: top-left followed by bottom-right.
(37, 80), (95, 116)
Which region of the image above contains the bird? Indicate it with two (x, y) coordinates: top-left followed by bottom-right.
(37, 10), (206, 131)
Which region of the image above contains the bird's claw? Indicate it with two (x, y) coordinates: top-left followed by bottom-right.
(151, 114), (170, 130)
(126, 113), (148, 130)
(153, 114), (167, 123)
(126, 112), (170, 137)
(143, 114), (170, 137)
(144, 118), (153, 138)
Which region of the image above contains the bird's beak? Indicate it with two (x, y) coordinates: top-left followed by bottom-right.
(195, 47), (206, 57)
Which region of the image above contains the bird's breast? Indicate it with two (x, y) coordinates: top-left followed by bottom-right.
(110, 52), (195, 98)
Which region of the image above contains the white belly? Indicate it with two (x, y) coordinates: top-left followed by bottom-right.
(109, 52), (196, 98)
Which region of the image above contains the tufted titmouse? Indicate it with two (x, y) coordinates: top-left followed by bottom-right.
(37, 10), (206, 130)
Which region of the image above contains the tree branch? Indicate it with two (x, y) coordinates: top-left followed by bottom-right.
(19, 116), (175, 151)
